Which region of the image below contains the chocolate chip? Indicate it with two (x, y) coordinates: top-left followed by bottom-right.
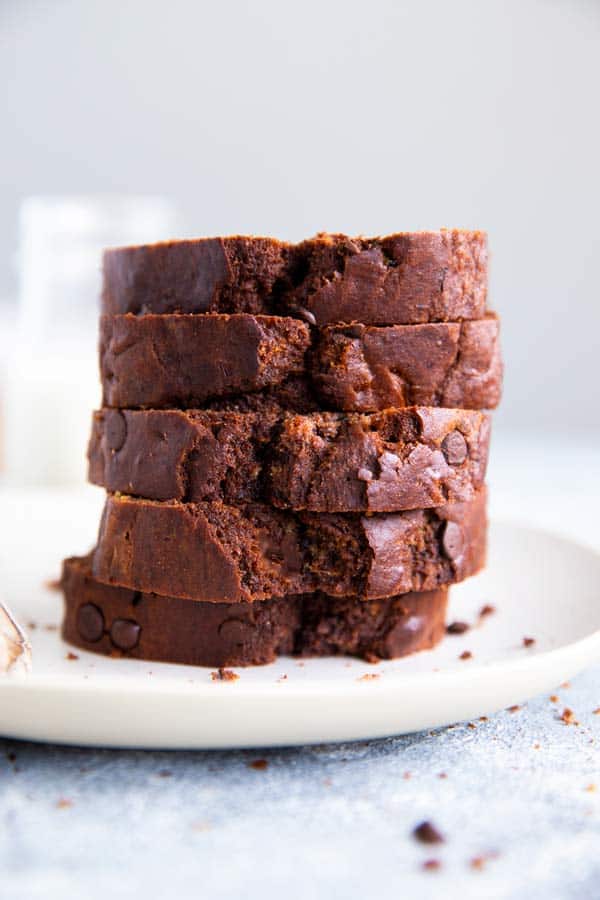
(413, 821), (445, 844)
(441, 430), (468, 465)
(109, 618), (141, 651)
(442, 521), (464, 563)
(77, 603), (104, 643)
(446, 620), (469, 635)
(105, 410), (128, 452)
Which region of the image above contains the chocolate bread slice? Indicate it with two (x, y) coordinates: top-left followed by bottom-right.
(92, 489), (486, 603)
(313, 315), (502, 412)
(89, 407), (490, 512)
(102, 230), (487, 326)
(100, 313), (310, 409)
(100, 313), (501, 411)
(62, 555), (448, 666)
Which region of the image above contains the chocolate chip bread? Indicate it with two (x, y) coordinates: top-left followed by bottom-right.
(62, 555), (448, 666)
(102, 229), (487, 325)
(89, 407), (490, 512)
(100, 313), (501, 410)
(92, 489), (486, 603)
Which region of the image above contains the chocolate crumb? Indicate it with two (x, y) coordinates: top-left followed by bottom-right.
(26, 621), (37, 630)
(479, 716), (489, 722)
(560, 707), (578, 725)
(507, 705), (521, 713)
(479, 604), (496, 618)
(56, 798), (73, 809)
(549, 695), (559, 703)
(593, 708), (600, 715)
(44, 624), (58, 632)
(422, 859), (442, 872)
(358, 673), (380, 681)
(447, 620), (469, 635)
(438, 772), (447, 779)
(522, 636), (536, 648)
(585, 783), (597, 793)
(561, 681), (571, 689)
(6, 752), (16, 763)
(459, 650), (472, 660)
(467, 722), (476, 730)
(413, 821), (444, 844)
(210, 668), (239, 681)
(249, 759), (268, 771)
(66, 652), (79, 661)
(470, 851), (499, 870)
(157, 769), (172, 778)
(403, 771), (412, 780)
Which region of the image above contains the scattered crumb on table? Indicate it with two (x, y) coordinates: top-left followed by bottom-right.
(459, 650), (472, 660)
(413, 821), (445, 844)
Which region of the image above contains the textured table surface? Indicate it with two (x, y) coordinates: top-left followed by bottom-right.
(1, 432), (599, 900)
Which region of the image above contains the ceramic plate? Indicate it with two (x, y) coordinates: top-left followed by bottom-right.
(0, 489), (599, 748)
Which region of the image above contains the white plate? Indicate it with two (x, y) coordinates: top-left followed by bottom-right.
(0, 489), (599, 748)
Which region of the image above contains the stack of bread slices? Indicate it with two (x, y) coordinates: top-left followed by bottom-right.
(61, 230), (502, 667)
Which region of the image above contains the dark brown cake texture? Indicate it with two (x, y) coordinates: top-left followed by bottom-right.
(99, 313), (501, 411)
(62, 555), (449, 667)
(102, 230), (487, 326)
(92, 488), (487, 604)
(88, 406), (491, 512)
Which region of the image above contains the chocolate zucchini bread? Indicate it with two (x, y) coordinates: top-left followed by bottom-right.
(62, 555), (448, 666)
(100, 313), (501, 410)
(102, 229), (487, 325)
(61, 227), (499, 669)
(89, 406), (490, 512)
(92, 489), (487, 603)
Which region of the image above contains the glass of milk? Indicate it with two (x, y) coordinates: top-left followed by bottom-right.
(2, 196), (179, 486)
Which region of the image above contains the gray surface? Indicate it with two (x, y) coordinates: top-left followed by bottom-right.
(2, 665), (599, 900)
(2, 0), (600, 432)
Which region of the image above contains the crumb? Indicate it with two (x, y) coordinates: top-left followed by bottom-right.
(549, 695), (559, 703)
(277, 674), (288, 682)
(467, 723), (476, 730)
(459, 650), (472, 660)
(470, 850), (499, 871)
(210, 668), (239, 681)
(6, 752), (16, 763)
(358, 673), (380, 681)
(56, 798), (73, 809)
(479, 604), (496, 618)
(593, 708), (600, 715)
(157, 769), (172, 778)
(26, 621), (37, 630)
(296, 661), (305, 667)
(585, 783), (597, 793)
(403, 771), (412, 780)
(479, 716), (488, 722)
(413, 821), (444, 844)
(364, 652), (382, 663)
(44, 578), (61, 592)
(522, 636), (536, 648)
(438, 772), (447, 779)
(560, 707), (579, 725)
(422, 859), (442, 871)
(507, 705), (521, 713)
(66, 652), (79, 661)
(533, 742), (541, 750)
(561, 681), (571, 689)
(248, 759), (268, 771)
(44, 624), (58, 632)
(447, 621), (469, 635)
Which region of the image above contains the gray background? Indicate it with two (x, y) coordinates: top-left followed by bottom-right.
(1, 0), (600, 433)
